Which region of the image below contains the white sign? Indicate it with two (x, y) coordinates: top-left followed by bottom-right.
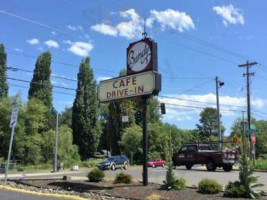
(127, 41), (151, 72)
(10, 108), (19, 128)
(122, 116), (129, 122)
(98, 71), (159, 102)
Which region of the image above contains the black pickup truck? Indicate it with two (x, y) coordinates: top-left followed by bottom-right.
(172, 143), (238, 172)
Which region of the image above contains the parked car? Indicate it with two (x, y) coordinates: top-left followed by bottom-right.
(98, 155), (129, 170)
(172, 143), (238, 172)
(147, 158), (166, 168)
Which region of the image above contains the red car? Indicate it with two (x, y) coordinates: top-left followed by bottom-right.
(147, 158), (166, 168)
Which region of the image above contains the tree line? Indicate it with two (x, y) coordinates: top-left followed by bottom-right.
(0, 43), (267, 166)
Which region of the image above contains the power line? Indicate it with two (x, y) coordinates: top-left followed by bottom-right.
(156, 36), (238, 65)
(8, 83), (75, 96)
(0, 9), (72, 36)
(164, 102), (241, 112)
(159, 95), (247, 109)
(7, 66), (78, 82)
(7, 77), (76, 91)
(177, 79), (213, 95)
(168, 29), (248, 61)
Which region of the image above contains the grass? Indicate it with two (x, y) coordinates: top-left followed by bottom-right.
(0, 159), (103, 174)
(255, 159), (267, 170)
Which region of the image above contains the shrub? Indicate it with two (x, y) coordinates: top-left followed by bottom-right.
(114, 172), (133, 184)
(87, 168), (105, 182)
(255, 159), (267, 170)
(198, 178), (222, 194)
(224, 181), (247, 198)
(161, 161), (186, 190)
(81, 159), (102, 168)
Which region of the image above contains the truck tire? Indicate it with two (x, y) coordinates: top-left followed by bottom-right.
(123, 162), (128, 170)
(186, 164), (193, 170)
(206, 160), (217, 171)
(223, 165), (233, 172)
(111, 164), (116, 171)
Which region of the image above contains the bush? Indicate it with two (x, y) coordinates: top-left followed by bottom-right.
(224, 181), (247, 198)
(161, 161), (186, 190)
(198, 178), (222, 194)
(87, 168), (105, 182)
(114, 172), (133, 184)
(80, 159), (102, 168)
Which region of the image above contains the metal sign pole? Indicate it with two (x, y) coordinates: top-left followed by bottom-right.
(4, 125), (15, 185)
(142, 96), (148, 186)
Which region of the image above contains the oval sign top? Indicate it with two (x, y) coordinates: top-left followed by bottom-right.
(127, 41), (152, 72)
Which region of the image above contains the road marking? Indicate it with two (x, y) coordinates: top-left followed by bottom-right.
(0, 185), (91, 200)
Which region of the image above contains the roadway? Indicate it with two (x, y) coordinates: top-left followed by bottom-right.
(1, 166), (266, 191)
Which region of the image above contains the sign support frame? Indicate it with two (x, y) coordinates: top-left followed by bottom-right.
(142, 95), (149, 186)
(4, 125), (15, 185)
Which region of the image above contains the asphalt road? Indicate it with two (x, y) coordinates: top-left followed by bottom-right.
(1, 166), (267, 191)
(0, 189), (63, 200)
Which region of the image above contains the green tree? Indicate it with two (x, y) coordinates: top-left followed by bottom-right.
(72, 57), (101, 159)
(23, 98), (48, 164)
(59, 107), (72, 128)
(121, 125), (142, 163)
(28, 51), (52, 108)
(196, 107), (225, 140)
(0, 44), (8, 98)
(254, 120), (267, 158)
(58, 125), (80, 166)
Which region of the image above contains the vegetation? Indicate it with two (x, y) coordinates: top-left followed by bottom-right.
(224, 181), (247, 198)
(196, 107), (225, 140)
(198, 178), (222, 194)
(224, 150), (263, 198)
(114, 172), (133, 184)
(161, 161), (186, 190)
(255, 159), (267, 170)
(0, 44), (8, 99)
(87, 168), (105, 182)
(72, 57), (101, 159)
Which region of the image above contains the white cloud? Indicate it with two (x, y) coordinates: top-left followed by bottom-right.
(14, 48), (23, 52)
(51, 31), (56, 35)
(91, 8), (194, 39)
(67, 25), (83, 31)
(159, 93), (265, 120)
(63, 40), (72, 45)
(91, 9), (143, 39)
(213, 4), (244, 27)
(68, 41), (94, 57)
(44, 40), (59, 48)
(150, 9), (195, 32)
(26, 38), (39, 45)
(91, 23), (118, 36)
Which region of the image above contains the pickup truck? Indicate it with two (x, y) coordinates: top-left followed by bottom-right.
(172, 143), (238, 172)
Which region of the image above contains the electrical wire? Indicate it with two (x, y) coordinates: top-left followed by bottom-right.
(7, 77), (76, 91)
(7, 66), (78, 82)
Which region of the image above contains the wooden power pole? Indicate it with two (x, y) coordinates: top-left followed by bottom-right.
(238, 61), (258, 165)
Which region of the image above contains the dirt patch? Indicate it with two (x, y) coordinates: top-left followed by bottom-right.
(16, 179), (267, 200)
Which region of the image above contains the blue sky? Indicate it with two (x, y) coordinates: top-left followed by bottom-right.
(1, 0), (267, 135)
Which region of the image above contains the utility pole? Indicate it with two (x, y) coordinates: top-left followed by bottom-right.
(54, 112), (59, 172)
(238, 61), (258, 165)
(215, 76), (224, 150)
(241, 111), (246, 150)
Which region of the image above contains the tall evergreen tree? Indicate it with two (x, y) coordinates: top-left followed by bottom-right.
(28, 51), (52, 109)
(72, 57), (100, 159)
(0, 44), (8, 98)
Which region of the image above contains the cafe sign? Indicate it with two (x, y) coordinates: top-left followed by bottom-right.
(127, 38), (158, 75)
(98, 71), (161, 102)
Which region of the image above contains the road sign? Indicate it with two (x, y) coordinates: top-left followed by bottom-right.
(98, 71), (161, 102)
(122, 116), (129, 122)
(9, 108), (19, 128)
(251, 133), (256, 144)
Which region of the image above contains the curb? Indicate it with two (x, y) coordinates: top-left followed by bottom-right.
(0, 185), (91, 200)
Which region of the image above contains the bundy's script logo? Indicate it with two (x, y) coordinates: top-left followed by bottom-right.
(128, 42), (151, 72)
